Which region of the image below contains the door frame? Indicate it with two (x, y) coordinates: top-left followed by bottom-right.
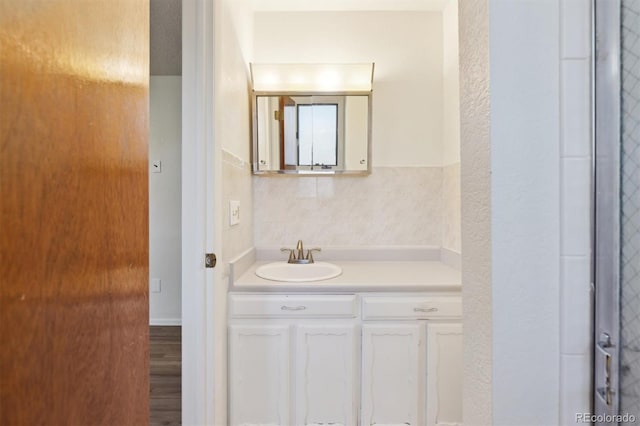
(182, 0), (216, 424)
(593, 0), (621, 418)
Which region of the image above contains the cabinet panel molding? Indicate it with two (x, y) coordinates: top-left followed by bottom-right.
(361, 323), (425, 426)
(362, 296), (462, 320)
(230, 294), (357, 318)
(295, 325), (358, 426)
(229, 325), (291, 426)
(426, 323), (463, 426)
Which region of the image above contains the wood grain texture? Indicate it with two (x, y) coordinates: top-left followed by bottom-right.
(0, 1), (150, 425)
(150, 326), (181, 426)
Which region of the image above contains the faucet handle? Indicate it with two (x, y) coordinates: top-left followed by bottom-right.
(306, 248), (321, 263)
(280, 248), (296, 263)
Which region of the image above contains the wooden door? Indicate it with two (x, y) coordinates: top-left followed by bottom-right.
(295, 324), (358, 426)
(0, 1), (150, 425)
(229, 324), (291, 426)
(361, 323), (425, 426)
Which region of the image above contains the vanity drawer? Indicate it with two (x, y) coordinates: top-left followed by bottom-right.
(362, 296), (462, 320)
(229, 294), (357, 318)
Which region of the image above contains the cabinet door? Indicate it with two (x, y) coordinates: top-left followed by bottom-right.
(295, 325), (358, 426)
(426, 323), (463, 426)
(229, 324), (291, 426)
(361, 323), (425, 426)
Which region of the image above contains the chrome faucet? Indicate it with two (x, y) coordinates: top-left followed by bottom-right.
(281, 240), (321, 264)
(296, 240), (305, 261)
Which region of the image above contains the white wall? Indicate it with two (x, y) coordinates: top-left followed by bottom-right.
(442, 0), (460, 166)
(441, 1), (461, 254)
(252, 11), (444, 167)
(218, 0), (253, 162)
(215, 0), (255, 424)
(149, 76), (182, 325)
(490, 1), (561, 423)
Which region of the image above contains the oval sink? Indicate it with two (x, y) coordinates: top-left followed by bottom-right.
(255, 262), (342, 282)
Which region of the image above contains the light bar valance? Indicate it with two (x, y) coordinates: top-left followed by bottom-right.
(250, 63), (375, 93)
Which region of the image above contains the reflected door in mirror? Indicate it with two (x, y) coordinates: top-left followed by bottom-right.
(253, 95), (370, 174)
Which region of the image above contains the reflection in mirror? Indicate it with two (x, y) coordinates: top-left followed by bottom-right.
(253, 95), (370, 174)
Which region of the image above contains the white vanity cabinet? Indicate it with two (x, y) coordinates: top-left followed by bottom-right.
(228, 292), (462, 426)
(360, 296), (463, 426)
(228, 294), (359, 426)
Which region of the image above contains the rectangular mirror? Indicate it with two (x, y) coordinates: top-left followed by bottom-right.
(251, 94), (371, 175)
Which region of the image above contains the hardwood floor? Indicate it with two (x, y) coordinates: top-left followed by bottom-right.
(150, 326), (181, 426)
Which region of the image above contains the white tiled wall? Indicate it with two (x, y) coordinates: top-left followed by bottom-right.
(253, 167), (444, 247)
(559, 0), (593, 422)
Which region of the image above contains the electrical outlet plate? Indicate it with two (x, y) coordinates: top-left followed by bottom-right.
(229, 200), (240, 226)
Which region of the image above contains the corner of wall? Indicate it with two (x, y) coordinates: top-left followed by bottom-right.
(214, 3), (255, 424)
(458, 0), (492, 424)
(221, 149), (254, 271)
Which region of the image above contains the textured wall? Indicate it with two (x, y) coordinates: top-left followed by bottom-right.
(458, 0), (492, 424)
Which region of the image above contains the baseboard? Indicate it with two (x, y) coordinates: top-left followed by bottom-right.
(149, 318), (182, 326)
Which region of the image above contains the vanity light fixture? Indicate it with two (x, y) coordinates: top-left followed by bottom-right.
(250, 63), (375, 93)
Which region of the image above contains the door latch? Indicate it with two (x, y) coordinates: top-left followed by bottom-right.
(205, 253), (217, 268)
(596, 332), (614, 406)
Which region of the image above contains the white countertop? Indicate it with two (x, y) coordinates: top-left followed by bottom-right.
(231, 260), (461, 293)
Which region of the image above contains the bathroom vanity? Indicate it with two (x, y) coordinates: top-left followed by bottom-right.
(227, 255), (462, 426)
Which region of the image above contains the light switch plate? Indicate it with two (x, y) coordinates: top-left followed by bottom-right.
(152, 160), (162, 173)
(229, 200), (240, 226)
(150, 278), (161, 293)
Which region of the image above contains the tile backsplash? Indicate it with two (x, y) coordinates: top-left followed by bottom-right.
(253, 167), (445, 247)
